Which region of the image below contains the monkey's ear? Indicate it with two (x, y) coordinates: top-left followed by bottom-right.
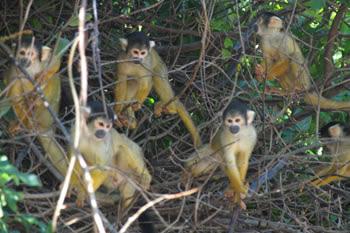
(41, 46), (52, 61)
(246, 110), (255, 124)
(119, 38), (128, 51)
(149, 40), (155, 48)
(329, 124), (342, 138)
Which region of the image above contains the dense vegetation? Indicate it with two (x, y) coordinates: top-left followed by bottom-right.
(0, 0), (349, 232)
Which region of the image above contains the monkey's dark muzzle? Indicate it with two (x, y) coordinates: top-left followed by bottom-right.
(95, 130), (106, 139)
(19, 58), (31, 68)
(229, 126), (240, 134)
(132, 57), (142, 64)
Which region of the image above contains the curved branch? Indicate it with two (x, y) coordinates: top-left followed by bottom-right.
(324, 4), (347, 86)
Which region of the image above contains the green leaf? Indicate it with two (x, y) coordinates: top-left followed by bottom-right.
(17, 173), (41, 187)
(54, 37), (71, 57)
(31, 18), (43, 31)
(0, 100), (11, 119)
(306, 0), (326, 10)
(68, 13), (93, 27)
(3, 189), (22, 212)
(296, 116), (312, 132)
(221, 48), (231, 59)
(224, 37), (233, 48)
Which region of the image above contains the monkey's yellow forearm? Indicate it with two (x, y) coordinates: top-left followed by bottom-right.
(222, 150), (247, 194)
(114, 74), (128, 113)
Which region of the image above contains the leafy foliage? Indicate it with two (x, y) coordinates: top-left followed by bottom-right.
(0, 156), (50, 233)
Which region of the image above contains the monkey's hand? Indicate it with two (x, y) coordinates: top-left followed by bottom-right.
(255, 64), (266, 82)
(115, 114), (137, 129)
(224, 188), (247, 210)
(131, 102), (142, 111)
(8, 121), (23, 136)
(154, 101), (177, 116)
(154, 102), (163, 117)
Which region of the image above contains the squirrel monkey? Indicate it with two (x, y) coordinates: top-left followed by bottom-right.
(114, 31), (202, 148)
(185, 100), (257, 208)
(310, 122), (350, 187)
(3, 36), (68, 176)
(69, 101), (152, 211)
(255, 12), (350, 110)
(4, 36), (61, 130)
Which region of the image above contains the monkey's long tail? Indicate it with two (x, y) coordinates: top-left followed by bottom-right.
(176, 101), (202, 148)
(304, 92), (350, 110)
(37, 129), (69, 177)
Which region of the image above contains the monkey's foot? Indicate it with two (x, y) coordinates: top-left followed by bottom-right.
(8, 122), (22, 136)
(75, 195), (87, 207)
(180, 171), (192, 186)
(115, 115), (137, 129)
(264, 86), (285, 96)
(154, 102), (177, 116)
(224, 190), (247, 210)
(154, 102), (164, 117)
(131, 102), (142, 111)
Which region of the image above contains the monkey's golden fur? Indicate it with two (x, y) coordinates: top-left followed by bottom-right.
(255, 13), (350, 110)
(3, 37), (68, 175)
(69, 113), (152, 211)
(185, 100), (257, 208)
(311, 123), (350, 187)
(114, 32), (202, 148)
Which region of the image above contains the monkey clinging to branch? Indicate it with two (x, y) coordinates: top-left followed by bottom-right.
(185, 100), (257, 209)
(255, 12), (350, 110)
(114, 31), (202, 148)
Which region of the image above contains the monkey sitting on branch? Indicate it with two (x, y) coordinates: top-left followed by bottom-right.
(114, 31), (202, 148)
(69, 101), (152, 212)
(255, 12), (350, 110)
(2, 35), (69, 176)
(185, 100), (257, 209)
(310, 122), (350, 187)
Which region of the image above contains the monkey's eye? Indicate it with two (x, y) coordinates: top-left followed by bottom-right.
(235, 118), (241, 123)
(19, 50), (25, 56)
(106, 124), (111, 129)
(132, 50), (140, 56)
(98, 122), (105, 127)
(227, 119), (233, 123)
(140, 51), (146, 56)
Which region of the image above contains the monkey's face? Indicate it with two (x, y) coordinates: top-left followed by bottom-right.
(16, 45), (40, 68)
(224, 114), (245, 134)
(257, 15), (283, 35)
(224, 110), (255, 135)
(89, 117), (112, 140)
(120, 34), (155, 64)
(127, 46), (149, 64)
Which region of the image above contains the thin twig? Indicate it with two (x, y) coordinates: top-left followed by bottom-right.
(119, 188), (199, 233)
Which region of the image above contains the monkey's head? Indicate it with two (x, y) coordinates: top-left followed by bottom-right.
(256, 12), (283, 35)
(119, 31), (155, 64)
(85, 101), (116, 140)
(320, 122), (350, 152)
(320, 122), (350, 138)
(15, 36), (52, 74)
(223, 100), (255, 135)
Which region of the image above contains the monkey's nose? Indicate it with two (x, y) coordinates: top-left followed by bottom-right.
(229, 125), (240, 134)
(19, 58), (31, 68)
(95, 130), (106, 139)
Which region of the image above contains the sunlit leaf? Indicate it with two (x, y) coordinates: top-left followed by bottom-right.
(307, 0), (326, 10)
(68, 13), (93, 27)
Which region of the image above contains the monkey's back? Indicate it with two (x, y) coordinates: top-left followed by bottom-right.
(261, 33), (311, 92)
